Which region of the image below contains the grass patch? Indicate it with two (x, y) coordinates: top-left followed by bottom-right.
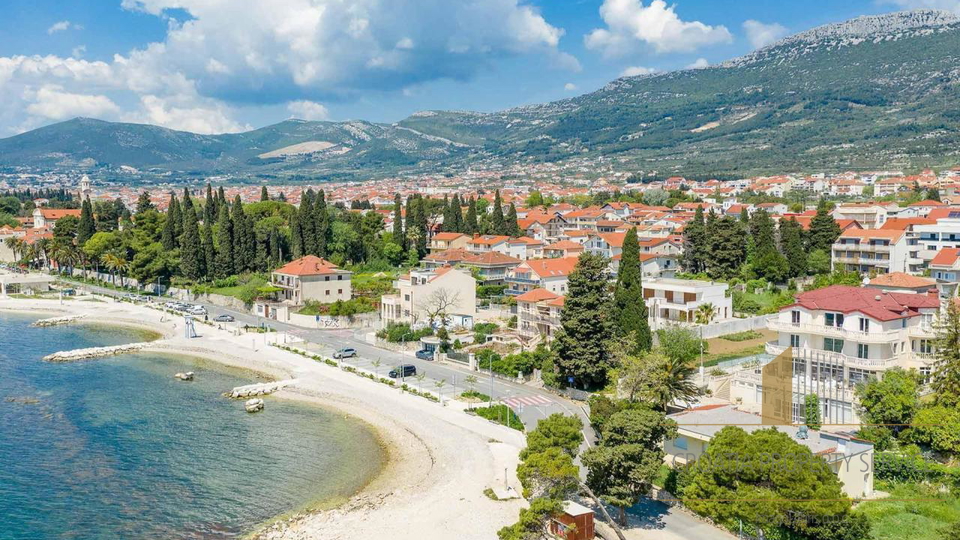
(719, 330), (763, 342)
(856, 481), (960, 540)
(653, 464), (672, 489)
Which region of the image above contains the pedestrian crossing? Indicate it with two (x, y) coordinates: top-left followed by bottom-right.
(503, 395), (553, 408)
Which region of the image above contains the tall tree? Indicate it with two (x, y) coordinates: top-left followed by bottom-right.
(612, 228), (651, 353)
(450, 194), (464, 233)
(506, 203), (521, 237)
(933, 300), (960, 408)
(231, 195), (255, 272)
(392, 193), (405, 251)
(76, 198), (96, 247)
(314, 189), (330, 257)
(465, 197), (479, 234)
(289, 207), (304, 258)
(681, 205), (707, 273)
(299, 190), (317, 256)
(491, 190), (505, 235)
(216, 186), (227, 209)
(135, 191), (154, 215)
(554, 252), (613, 387)
(808, 199), (841, 253)
(441, 195), (452, 231)
(204, 184), (216, 224)
(749, 208), (777, 261)
(707, 214), (746, 280)
(779, 217), (807, 277)
(404, 194), (416, 251)
(161, 193), (179, 251)
(179, 200), (203, 280)
(260, 185), (269, 201)
(200, 221), (215, 279)
(414, 196), (429, 258)
(213, 204), (234, 278)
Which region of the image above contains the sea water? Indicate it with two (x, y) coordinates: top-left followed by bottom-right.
(0, 312), (384, 539)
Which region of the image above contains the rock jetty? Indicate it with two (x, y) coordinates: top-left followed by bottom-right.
(42, 342), (149, 362)
(32, 314), (86, 327)
(226, 379), (297, 399)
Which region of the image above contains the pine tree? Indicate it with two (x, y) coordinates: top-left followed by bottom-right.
(393, 193), (405, 251)
(506, 202), (520, 237)
(554, 253), (614, 387)
(779, 217), (807, 278)
(750, 209), (777, 259)
(135, 192), (154, 214)
(314, 189), (330, 257)
(682, 206), (707, 273)
(300, 190), (317, 256)
(289, 207), (303, 258)
(204, 184), (216, 224)
(465, 197), (479, 234)
(707, 215), (746, 280)
(182, 187), (193, 210)
(217, 186), (227, 209)
(491, 190), (505, 235)
(612, 228), (652, 353)
(161, 193), (179, 251)
(76, 198), (96, 247)
(808, 199), (841, 253)
(180, 200), (203, 280)
(261, 186), (269, 201)
(214, 205), (234, 278)
(200, 221), (215, 279)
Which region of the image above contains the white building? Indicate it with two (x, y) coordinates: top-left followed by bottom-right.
(271, 256), (352, 304)
(380, 266), (476, 327)
(505, 257), (579, 296)
(643, 278), (732, 326)
(832, 229), (909, 275)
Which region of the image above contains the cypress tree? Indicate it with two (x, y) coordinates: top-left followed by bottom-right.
(491, 190), (505, 235)
(779, 217), (807, 278)
(451, 194), (464, 233)
(204, 184), (216, 224)
(441, 195), (452, 231)
(554, 253), (614, 387)
(231, 195), (254, 272)
(465, 197), (479, 234)
(682, 205), (707, 274)
(404, 195), (416, 251)
(290, 207), (304, 258)
(314, 189), (330, 258)
(136, 191), (154, 214)
(161, 194), (179, 251)
(415, 196), (428, 258)
(76, 198), (96, 247)
(393, 193), (405, 250)
(180, 200), (203, 280)
(261, 186), (269, 201)
(217, 186), (226, 209)
(214, 205), (234, 278)
(506, 202), (520, 237)
(612, 228), (652, 353)
(267, 228), (282, 269)
(707, 215), (747, 280)
(200, 221), (215, 279)
(808, 199), (841, 254)
(300, 190), (317, 256)
(749, 208), (777, 264)
(182, 187), (192, 209)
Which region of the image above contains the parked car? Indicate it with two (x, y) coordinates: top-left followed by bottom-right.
(187, 305), (207, 315)
(333, 347), (357, 359)
(415, 349), (435, 361)
(213, 314), (235, 322)
(389, 364), (417, 378)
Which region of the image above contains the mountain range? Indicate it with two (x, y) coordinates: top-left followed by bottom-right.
(3, 9), (960, 181)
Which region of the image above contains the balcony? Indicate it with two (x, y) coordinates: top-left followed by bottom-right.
(767, 320), (901, 343)
(766, 343), (899, 369)
(506, 276), (540, 285)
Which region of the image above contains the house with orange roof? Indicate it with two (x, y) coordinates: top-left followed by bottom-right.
(429, 232), (469, 253)
(832, 203), (898, 229)
(832, 229), (909, 274)
(505, 257), (579, 296)
(928, 247), (960, 284)
(505, 236), (544, 260)
(466, 235), (511, 255)
(543, 240), (584, 259)
(907, 199), (946, 217)
(515, 288), (564, 342)
(459, 251), (522, 285)
(585, 232), (627, 259)
(271, 256), (352, 304)
(380, 266), (476, 328)
(866, 272), (936, 294)
(517, 211), (568, 241)
(32, 207), (81, 229)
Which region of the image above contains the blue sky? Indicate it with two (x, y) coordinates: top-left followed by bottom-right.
(0, 0), (949, 134)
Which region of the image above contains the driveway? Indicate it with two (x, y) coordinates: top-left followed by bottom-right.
(595, 498), (737, 540)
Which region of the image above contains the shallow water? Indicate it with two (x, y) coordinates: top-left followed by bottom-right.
(0, 312), (384, 539)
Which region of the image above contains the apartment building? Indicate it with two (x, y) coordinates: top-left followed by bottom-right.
(757, 285), (939, 424)
(832, 203), (896, 229)
(380, 266), (476, 327)
(271, 256), (352, 304)
(913, 210), (960, 268)
(458, 252), (521, 285)
(515, 288), (564, 342)
(505, 237), (544, 260)
(831, 229), (909, 274)
(505, 257), (579, 296)
(466, 235), (511, 255)
(542, 240), (584, 259)
(643, 278), (732, 326)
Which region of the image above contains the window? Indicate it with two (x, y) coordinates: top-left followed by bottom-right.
(823, 338), (844, 353)
(825, 313), (844, 328)
(338, 289), (342, 294)
(791, 310), (801, 324)
(325, 290), (330, 296)
(857, 344), (869, 359)
(673, 437), (688, 450)
(917, 339), (933, 354)
(790, 334), (800, 348)
(902, 318), (907, 329)
(338, 275), (343, 280)
(325, 276), (330, 281)
(859, 318), (869, 333)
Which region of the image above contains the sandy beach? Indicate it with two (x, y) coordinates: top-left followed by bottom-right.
(0, 295), (527, 540)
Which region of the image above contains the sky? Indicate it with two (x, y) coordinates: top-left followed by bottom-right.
(0, 0), (955, 136)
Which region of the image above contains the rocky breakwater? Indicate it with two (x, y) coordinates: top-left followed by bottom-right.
(32, 315), (86, 327)
(42, 342), (150, 363)
(226, 379), (298, 399)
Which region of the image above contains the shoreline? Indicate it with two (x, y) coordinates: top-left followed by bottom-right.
(0, 296), (527, 540)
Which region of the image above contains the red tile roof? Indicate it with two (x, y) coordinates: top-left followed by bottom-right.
(930, 247), (960, 267)
(869, 272), (935, 289)
(274, 256), (343, 276)
(432, 232), (467, 241)
(515, 288), (560, 303)
(880, 218), (936, 230)
(522, 257), (579, 278)
(788, 285), (938, 321)
(462, 252), (522, 266)
(39, 208), (82, 220)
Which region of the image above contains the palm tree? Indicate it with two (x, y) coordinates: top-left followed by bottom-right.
(694, 302), (716, 325)
(4, 237), (24, 263)
(103, 252), (129, 288)
(642, 352), (701, 412)
(50, 240), (78, 276)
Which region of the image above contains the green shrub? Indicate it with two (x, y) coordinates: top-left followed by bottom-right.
(473, 322), (499, 343)
(473, 404), (523, 430)
(376, 322), (434, 343)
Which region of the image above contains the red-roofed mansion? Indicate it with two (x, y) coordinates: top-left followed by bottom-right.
(271, 256), (352, 304)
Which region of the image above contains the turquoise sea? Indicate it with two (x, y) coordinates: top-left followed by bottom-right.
(0, 312), (384, 539)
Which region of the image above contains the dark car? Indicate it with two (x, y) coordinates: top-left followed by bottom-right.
(213, 314), (235, 322)
(388, 364), (417, 378)
(333, 347), (358, 359)
(415, 349), (434, 361)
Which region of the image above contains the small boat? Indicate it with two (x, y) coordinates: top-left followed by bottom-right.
(245, 398), (264, 413)
(174, 372), (194, 381)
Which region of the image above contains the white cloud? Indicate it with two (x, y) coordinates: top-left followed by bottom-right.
(686, 58), (709, 69)
(620, 65), (656, 77)
(124, 95), (249, 133)
(286, 99), (330, 120)
(47, 21), (81, 34)
(883, 0), (960, 12)
(24, 85), (119, 120)
(71, 46), (87, 59)
(563, 82), (577, 91)
(585, 0), (732, 56)
(742, 20), (788, 49)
